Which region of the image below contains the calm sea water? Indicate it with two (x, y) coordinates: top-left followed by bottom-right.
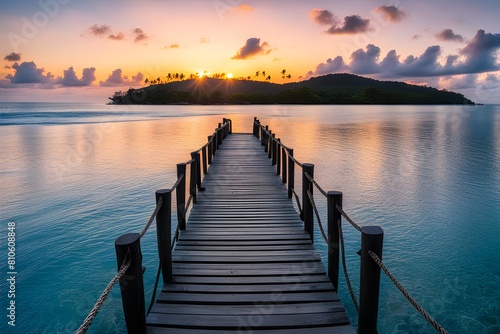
(0, 103), (499, 333)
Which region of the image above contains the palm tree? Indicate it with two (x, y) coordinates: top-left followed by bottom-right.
(175, 73), (179, 80)
(255, 71), (260, 77)
(266, 75), (271, 81)
(281, 69), (286, 76)
(180, 73), (185, 80)
(144, 78), (149, 85)
(286, 74), (292, 79)
(167, 73), (172, 81)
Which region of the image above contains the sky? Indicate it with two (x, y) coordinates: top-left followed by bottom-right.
(1, 0), (500, 103)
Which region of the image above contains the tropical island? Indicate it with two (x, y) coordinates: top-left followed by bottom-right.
(109, 73), (474, 105)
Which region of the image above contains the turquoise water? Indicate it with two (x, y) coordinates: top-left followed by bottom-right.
(0, 103), (499, 333)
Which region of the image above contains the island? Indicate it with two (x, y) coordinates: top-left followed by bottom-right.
(108, 73), (475, 105)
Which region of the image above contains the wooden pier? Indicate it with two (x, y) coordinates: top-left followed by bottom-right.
(146, 133), (354, 333)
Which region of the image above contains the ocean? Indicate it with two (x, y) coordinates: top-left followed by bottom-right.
(0, 102), (499, 333)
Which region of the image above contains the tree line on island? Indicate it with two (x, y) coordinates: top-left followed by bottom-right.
(109, 73), (474, 105)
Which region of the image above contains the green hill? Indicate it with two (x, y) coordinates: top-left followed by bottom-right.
(109, 73), (475, 105)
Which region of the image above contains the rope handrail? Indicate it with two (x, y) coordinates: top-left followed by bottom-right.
(304, 172), (328, 198)
(76, 254), (131, 334)
(338, 217), (360, 314)
(290, 188), (303, 216)
(170, 173), (185, 192)
(288, 154), (303, 168)
(139, 197), (163, 238)
(335, 204), (362, 232)
(368, 251), (449, 334)
(306, 190), (327, 243)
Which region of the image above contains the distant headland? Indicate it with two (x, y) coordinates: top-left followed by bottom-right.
(108, 73), (475, 105)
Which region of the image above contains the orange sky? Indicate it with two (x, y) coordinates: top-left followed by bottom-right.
(1, 0), (500, 103)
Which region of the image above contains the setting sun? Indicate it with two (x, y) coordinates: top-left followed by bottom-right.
(226, 73), (233, 79)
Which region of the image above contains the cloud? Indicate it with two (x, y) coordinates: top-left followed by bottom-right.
(326, 15), (371, 35)
(99, 69), (144, 87)
(440, 74), (478, 90)
(4, 52), (21, 62)
(374, 6), (407, 22)
(55, 67), (96, 87)
(169, 44), (180, 49)
(458, 29), (500, 73)
(90, 24), (110, 36)
(229, 4), (254, 13)
(133, 28), (148, 43)
(6, 61), (53, 84)
(350, 44), (381, 74)
(108, 32), (125, 41)
(232, 38), (271, 59)
(310, 9), (371, 35)
(309, 9), (336, 26)
(308, 30), (500, 79)
(200, 37), (210, 44)
(412, 34), (422, 40)
(313, 56), (347, 75)
(436, 29), (464, 43)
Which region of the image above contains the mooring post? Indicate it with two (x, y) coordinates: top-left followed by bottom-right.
(223, 118), (227, 138)
(228, 118), (232, 134)
(212, 131), (218, 155)
(217, 124), (222, 148)
(207, 136), (213, 165)
(202, 145), (208, 174)
(190, 152), (198, 204)
(302, 163), (314, 241)
(264, 127), (269, 153)
(327, 191), (342, 291)
(253, 117), (258, 136)
(287, 148), (294, 199)
(260, 125), (264, 145)
(115, 233), (146, 334)
(268, 131), (273, 158)
(155, 189), (173, 282)
(176, 163), (187, 230)
(271, 134), (277, 165)
(359, 226), (384, 334)
(195, 152), (202, 190)
(276, 139), (281, 175)
(281, 147), (287, 183)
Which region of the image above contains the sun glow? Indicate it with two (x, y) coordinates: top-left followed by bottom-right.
(226, 73), (233, 79)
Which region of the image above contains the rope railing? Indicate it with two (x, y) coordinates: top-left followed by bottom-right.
(369, 251), (449, 334)
(304, 172), (328, 198)
(306, 190), (327, 243)
(139, 197), (164, 238)
(76, 254), (131, 334)
(335, 204), (362, 232)
(338, 215), (360, 314)
(290, 188), (303, 216)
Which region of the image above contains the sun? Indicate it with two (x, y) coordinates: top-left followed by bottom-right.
(226, 73), (233, 79)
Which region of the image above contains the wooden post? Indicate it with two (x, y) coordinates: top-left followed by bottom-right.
(268, 131), (273, 158)
(302, 163), (314, 241)
(327, 191), (342, 291)
(264, 127), (269, 152)
(212, 131), (217, 155)
(276, 139), (281, 175)
(287, 149), (294, 199)
(155, 189), (173, 282)
(359, 226), (384, 334)
(190, 152), (198, 204)
(281, 147), (287, 183)
(217, 123), (223, 147)
(228, 119), (232, 134)
(223, 118), (227, 138)
(202, 146), (208, 174)
(253, 117), (258, 136)
(115, 233), (146, 334)
(207, 136), (213, 165)
(260, 126), (265, 145)
(195, 152), (202, 190)
(271, 134), (276, 165)
(176, 163), (187, 230)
